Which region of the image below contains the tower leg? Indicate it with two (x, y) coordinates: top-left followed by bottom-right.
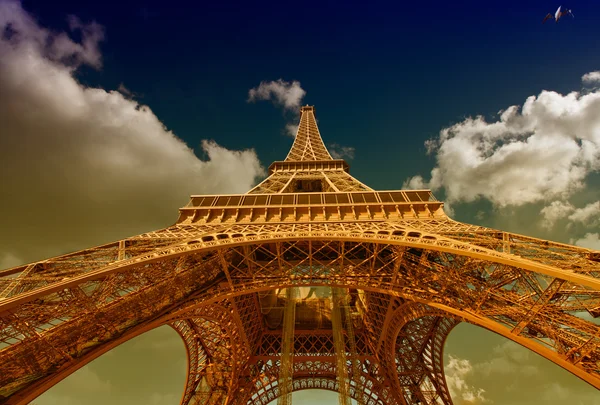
(172, 303), (249, 405)
(383, 304), (459, 405)
(277, 288), (298, 405)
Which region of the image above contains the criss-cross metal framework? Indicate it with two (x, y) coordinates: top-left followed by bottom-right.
(1, 105), (600, 404)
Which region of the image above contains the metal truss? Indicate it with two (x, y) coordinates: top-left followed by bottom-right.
(1, 105), (599, 404)
(284, 106), (333, 162)
(331, 287), (351, 405)
(278, 287), (298, 405)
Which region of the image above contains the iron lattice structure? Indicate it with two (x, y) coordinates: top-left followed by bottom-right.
(1, 105), (600, 404)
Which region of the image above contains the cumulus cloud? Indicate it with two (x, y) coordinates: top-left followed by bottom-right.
(540, 200), (575, 228)
(405, 78), (600, 208)
(248, 79), (308, 141)
(0, 1), (104, 69)
(568, 201), (600, 225)
(445, 356), (486, 404)
(0, 1), (265, 265)
(541, 201), (600, 229)
(402, 175), (429, 190)
(285, 123), (298, 137)
(247, 79), (306, 111)
(328, 143), (355, 160)
(573, 233), (600, 250)
(582, 71), (600, 87)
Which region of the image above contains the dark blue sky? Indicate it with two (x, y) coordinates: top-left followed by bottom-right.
(22, 0), (600, 191)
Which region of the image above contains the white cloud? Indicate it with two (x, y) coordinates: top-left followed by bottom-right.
(540, 200), (575, 228)
(402, 175), (429, 190)
(0, 2), (265, 264)
(0, 1), (104, 69)
(445, 356), (487, 404)
(582, 71), (600, 87)
(405, 76), (600, 207)
(247, 79), (306, 111)
(328, 143), (355, 160)
(573, 233), (600, 250)
(568, 201), (600, 225)
(285, 123), (298, 137)
(248, 79), (307, 140)
(541, 200), (600, 229)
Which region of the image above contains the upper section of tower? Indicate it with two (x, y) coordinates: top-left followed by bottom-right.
(257, 104), (368, 193)
(177, 104), (446, 222)
(285, 106), (334, 162)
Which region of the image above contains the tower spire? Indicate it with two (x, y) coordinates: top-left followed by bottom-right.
(248, 105), (372, 194)
(285, 105), (333, 161)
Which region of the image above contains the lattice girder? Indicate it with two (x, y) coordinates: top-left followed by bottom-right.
(3, 221), (599, 310)
(255, 330), (372, 360)
(285, 106), (333, 162)
(171, 301), (251, 405)
(0, 224), (228, 301)
(1, 227), (600, 403)
(2, 105), (600, 404)
(232, 357), (398, 405)
(380, 303), (459, 405)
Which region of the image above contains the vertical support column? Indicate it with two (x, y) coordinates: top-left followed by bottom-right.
(278, 287), (298, 405)
(503, 232), (511, 254)
(118, 240), (126, 261)
(340, 289), (364, 405)
(331, 288), (351, 405)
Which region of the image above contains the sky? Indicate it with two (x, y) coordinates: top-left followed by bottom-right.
(1, 0), (600, 403)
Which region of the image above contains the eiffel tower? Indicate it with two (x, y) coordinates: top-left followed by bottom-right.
(1, 105), (600, 405)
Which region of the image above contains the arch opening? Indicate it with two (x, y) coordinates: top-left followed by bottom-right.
(4, 236), (600, 404)
(443, 323), (600, 405)
(33, 325), (187, 405)
(266, 389), (358, 405)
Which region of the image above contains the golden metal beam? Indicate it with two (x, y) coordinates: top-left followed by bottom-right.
(1, 105), (599, 405)
(277, 288), (298, 405)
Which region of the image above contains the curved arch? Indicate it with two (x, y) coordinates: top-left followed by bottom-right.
(171, 319), (210, 405)
(2, 228), (599, 312)
(167, 283), (600, 392)
(233, 358), (398, 405)
(171, 305), (244, 405)
(2, 236), (600, 403)
(3, 282), (599, 404)
(251, 377), (385, 405)
(381, 303), (459, 404)
(2, 304), (241, 405)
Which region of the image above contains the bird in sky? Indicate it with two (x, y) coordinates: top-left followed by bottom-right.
(543, 6), (574, 23)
